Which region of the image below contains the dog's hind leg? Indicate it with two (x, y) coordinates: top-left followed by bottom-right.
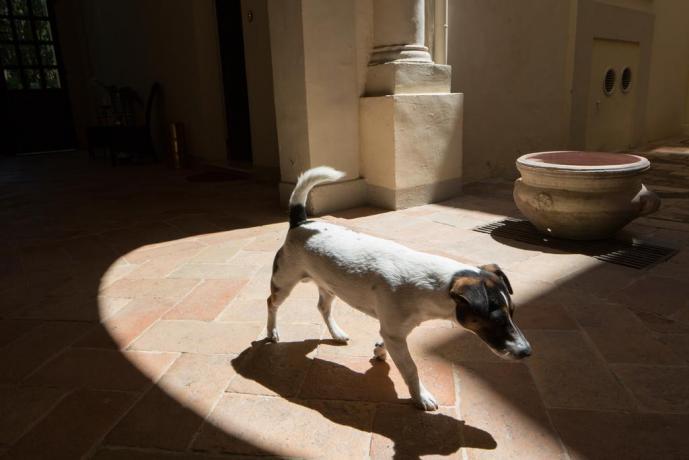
(266, 250), (299, 342)
(317, 288), (349, 343)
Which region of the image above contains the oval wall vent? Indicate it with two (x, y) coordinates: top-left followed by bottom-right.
(621, 67), (632, 93)
(603, 68), (616, 96)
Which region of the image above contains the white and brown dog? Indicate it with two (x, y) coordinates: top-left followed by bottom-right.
(267, 167), (532, 411)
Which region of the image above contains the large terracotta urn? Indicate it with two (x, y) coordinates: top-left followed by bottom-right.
(513, 151), (660, 240)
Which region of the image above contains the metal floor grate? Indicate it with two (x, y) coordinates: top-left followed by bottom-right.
(473, 218), (678, 270)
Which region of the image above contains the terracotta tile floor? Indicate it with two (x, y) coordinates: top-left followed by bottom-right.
(1, 148), (689, 459)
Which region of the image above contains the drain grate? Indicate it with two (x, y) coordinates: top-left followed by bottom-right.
(473, 218), (678, 270)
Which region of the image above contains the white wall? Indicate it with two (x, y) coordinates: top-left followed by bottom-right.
(266, 0), (311, 182)
(302, 0), (361, 179)
(448, 0), (575, 182)
(268, 0), (368, 183)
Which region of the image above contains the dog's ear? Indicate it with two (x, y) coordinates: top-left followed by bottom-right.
(450, 276), (489, 312)
(480, 263), (513, 294)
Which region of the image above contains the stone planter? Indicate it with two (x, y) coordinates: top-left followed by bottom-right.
(513, 151), (660, 240)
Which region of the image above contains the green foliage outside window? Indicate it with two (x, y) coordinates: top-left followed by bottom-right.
(1, 0), (61, 90)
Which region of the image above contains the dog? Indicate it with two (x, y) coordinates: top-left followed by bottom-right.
(267, 167), (532, 411)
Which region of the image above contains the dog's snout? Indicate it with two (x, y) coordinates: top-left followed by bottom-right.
(504, 333), (532, 359)
(515, 345), (532, 359)
(508, 325), (531, 359)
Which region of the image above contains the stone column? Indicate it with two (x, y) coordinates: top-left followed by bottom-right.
(369, 0), (431, 64)
(361, 0), (464, 209)
(365, 0), (450, 96)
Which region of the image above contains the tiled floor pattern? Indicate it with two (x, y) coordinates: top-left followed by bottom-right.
(1, 149), (688, 459)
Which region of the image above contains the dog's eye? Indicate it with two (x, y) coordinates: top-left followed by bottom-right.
(489, 310), (508, 326)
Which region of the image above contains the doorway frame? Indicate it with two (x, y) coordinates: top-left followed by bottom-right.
(215, 0), (253, 166)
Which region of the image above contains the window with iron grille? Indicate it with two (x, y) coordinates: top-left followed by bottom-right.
(0, 0), (61, 90)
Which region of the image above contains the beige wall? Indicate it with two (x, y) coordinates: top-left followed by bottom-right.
(449, 0), (689, 183)
(644, 0), (689, 141)
(302, 0), (361, 178)
(268, 0), (367, 183)
(448, 0), (575, 182)
(569, 1), (654, 150)
(266, 0), (310, 182)
(56, 0), (227, 163)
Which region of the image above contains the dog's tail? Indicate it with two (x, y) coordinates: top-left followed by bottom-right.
(288, 166), (345, 228)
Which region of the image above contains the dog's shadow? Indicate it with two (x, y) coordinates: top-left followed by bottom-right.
(230, 339), (496, 459)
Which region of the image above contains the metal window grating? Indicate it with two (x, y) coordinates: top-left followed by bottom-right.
(472, 218), (678, 270)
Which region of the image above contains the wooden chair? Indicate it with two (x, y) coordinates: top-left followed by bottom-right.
(87, 82), (161, 165)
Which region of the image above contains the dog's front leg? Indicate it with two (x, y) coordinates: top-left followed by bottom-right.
(318, 289), (349, 343)
(381, 331), (438, 411)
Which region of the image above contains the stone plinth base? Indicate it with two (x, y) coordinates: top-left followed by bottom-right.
(360, 93), (464, 210)
(365, 62), (451, 96)
(279, 178), (367, 215)
(367, 177), (463, 209)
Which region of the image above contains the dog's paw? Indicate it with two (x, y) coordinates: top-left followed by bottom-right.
(331, 332), (350, 344)
(328, 324), (350, 343)
(267, 328), (280, 343)
(413, 389), (439, 411)
(373, 342), (387, 361)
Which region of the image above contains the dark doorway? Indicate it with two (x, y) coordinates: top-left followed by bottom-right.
(216, 0), (252, 164)
(0, 0), (75, 154)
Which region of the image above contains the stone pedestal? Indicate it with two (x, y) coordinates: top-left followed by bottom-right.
(360, 0), (463, 209)
(361, 93), (463, 209)
(365, 62), (451, 96)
